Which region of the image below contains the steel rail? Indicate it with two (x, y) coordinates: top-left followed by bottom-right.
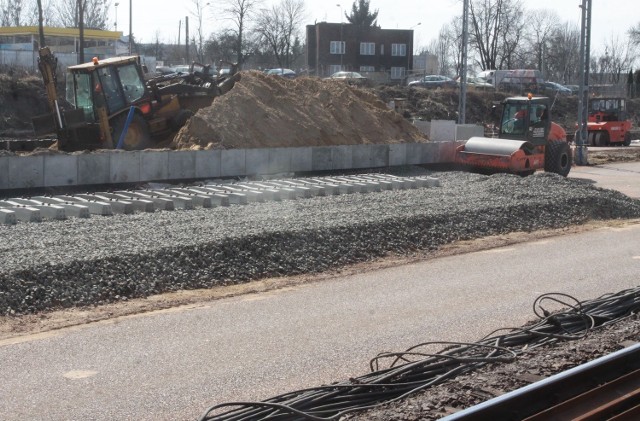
(442, 342), (640, 421)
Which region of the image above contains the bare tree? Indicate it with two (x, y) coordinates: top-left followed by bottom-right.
(55, 0), (110, 30)
(591, 35), (637, 84)
(1, 0), (25, 26)
(468, 0), (525, 70)
(190, 0), (211, 63)
(545, 22), (581, 83)
(253, 0), (305, 68)
(629, 22), (640, 47)
(222, 0), (261, 68)
(22, 0), (56, 26)
(523, 9), (559, 76)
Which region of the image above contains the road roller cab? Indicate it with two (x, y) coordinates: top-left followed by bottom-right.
(455, 96), (572, 177)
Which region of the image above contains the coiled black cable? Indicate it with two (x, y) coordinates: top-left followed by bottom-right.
(198, 286), (640, 421)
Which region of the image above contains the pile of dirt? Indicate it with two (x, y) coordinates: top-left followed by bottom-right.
(170, 71), (428, 149)
(0, 73), (50, 136)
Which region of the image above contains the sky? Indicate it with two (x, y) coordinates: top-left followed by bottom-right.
(118, 0), (638, 54)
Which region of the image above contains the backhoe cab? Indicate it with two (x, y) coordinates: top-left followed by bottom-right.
(33, 48), (238, 151)
(455, 96), (572, 177)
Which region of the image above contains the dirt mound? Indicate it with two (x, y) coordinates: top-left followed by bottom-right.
(171, 71), (428, 149)
(0, 74), (50, 135)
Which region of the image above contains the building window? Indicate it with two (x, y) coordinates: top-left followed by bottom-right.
(360, 42), (375, 55)
(360, 66), (375, 72)
(390, 67), (406, 80)
(329, 64), (342, 75)
(391, 43), (407, 57)
(380, 44), (384, 55)
(330, 41), (345, 55)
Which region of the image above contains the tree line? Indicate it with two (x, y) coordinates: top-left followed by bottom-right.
(427, 0), (640, 86)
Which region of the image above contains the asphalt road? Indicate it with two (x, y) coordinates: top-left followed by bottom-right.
(1, 161), (639, 421)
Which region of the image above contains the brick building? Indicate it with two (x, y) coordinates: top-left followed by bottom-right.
(306, 22), (414, 83)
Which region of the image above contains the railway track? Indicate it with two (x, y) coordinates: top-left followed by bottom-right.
(444, 342), (640, 421)
(0, 173), (440, 224)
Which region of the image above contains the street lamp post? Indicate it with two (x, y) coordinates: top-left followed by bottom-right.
(128, 0), (132, 54)
(114, 2), (119, 31)
(408, 22), (421, 83)
(336, 4), (343, 70)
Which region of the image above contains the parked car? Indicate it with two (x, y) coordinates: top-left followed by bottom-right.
(565, 85), (580, 95)
(327, 71), (368, 86)
(409, 75), (456, 89)
(542, 81), (572, 96)
(457, 76), (494, 90)
(265, 68), (297, 79)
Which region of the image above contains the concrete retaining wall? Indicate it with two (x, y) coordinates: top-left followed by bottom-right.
(0, 141), (463, 191)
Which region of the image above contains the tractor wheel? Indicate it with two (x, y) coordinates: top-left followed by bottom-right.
(594, 131), (609, 147)
(588, 132), (595, 146)
(623, 131), (632, 147)
(544, 140), (572, 177)
(112, 114), (151, 150)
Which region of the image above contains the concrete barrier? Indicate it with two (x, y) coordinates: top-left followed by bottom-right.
(0, 141), (464, 191)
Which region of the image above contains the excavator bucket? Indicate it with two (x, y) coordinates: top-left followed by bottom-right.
(455, 137), (544, 174)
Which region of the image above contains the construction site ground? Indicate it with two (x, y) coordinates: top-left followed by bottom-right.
(2, 72), (640, 419)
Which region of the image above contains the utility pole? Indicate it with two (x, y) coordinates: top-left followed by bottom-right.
(128, 0), (132, 54)
(575, 0), (592, 165)
(185, 16), (189, 64)
(458, 0), (469, 125)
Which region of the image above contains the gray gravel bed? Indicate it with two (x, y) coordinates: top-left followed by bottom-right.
(1, 170), (640, 315)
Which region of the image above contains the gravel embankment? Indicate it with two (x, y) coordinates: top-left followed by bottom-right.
(2, 168), (640, 315)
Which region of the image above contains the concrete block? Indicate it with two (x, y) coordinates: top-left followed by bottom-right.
(220, 149), (246, 177)
(456, 124), (485, 141)
(43, 154), (78, 187)
(389, 143), (408, 167)
(246, 148), (270, 176)
(195, 149), (222, 179)
(413, 120), (431, 136)
(405, 143), (424, 165)
(168, 150), (196, 180)
(78, 152), (110, 185)
(140, 150), (169, 181)
(352, 145), (372, 169)
(430, 120), (456, 142)
(110, 151), (140, 183)
(9, 155), (44, 189)
(420, 142), (441, 164)
(268, 148), (291, 174)
(311, 147), (332, 171)
(371, 144), (389, 168)
(290, 147), (313, 172)
(437, 140), (464, 163)
(331, 145), (352, 170)
(0, 156), (9, 190)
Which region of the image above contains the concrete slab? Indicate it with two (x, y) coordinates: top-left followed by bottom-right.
(246, 148), (271, 176)
(0, 156), (10, 190)
(195, 149), (222, 179)
(371, 144), (389, 168)
(311, 147), (332, 171)
(77, 152), (110, 185)
(389, 144), (408, 167)
(332, 145), (352, 170)
(456, 124), (485, 141)
(405, 143), (424, 165)
(220, 149), (246, 177)
(168, 151), (196, 180)
(352, 145), (372, 169)
(140, 150), (169, 181)
(420, 142), (441, 164)
(43, 154), (78, 187)
(269, 148), (292, 174)
(0, 208), (16, 224)
(8, 155), (44, 189)
(290, 147), (313, 172)
(430, 120), (456, 142)
(110, 151), (140, 184)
